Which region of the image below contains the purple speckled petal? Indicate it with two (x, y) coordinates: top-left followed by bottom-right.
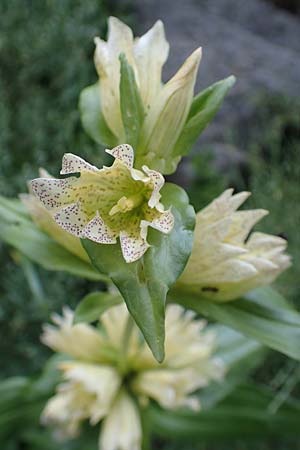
(30, 177), (76, 210)
(106, 144), (134, 169)
(82, 212), (117, 244)
(119, 231), (149, 263)
(61, 153), (100, 175)
(54, 202), (86, 237)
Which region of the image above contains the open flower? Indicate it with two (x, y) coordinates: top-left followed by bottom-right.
(41, 303), (222, 450)
(30, 144), (174, 263)
(178, 189), (291, 301)
(93, 17), (201, 173)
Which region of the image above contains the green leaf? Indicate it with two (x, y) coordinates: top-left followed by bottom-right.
(245, 285), (295, 310)
(79, 82), (117, 147)
(82, 183), (195, 362)
(0, 196), (30, 224)
(74, 291), (122, 323)
(199, 325), (265, 409)
(119, 53), (145, 148)
(173, 76), (236, 157)
(146, 383), (300, 440)
(172, 287), (300, 360)
(0, 197), (106, 281)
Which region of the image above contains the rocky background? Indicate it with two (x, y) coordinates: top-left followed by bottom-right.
(133, 0), (300, 158)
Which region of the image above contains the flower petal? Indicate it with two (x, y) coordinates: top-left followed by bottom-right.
(61, 153), (99, 175)
(60, 362), (121, 423)
(141, 209), (174, 240)
(94, 17), (135, 141)
(30, 177), (76, 210)
(81, 212), (117, 244)
(142, 165), (165, 207)
(20, 194), (90, 262)
(54, 202), (86, 237)
(119, 231), (149, 263)
(41, 308), (108, 362)
(133, 20), (169, 108)
(227, 209), (268, 244)
(106, 144), (134, 169)
(140, 48), (202, 168)
(100, 390), (142, 450)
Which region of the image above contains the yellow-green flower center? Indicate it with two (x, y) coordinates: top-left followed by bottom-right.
(109, 192), (145, 216)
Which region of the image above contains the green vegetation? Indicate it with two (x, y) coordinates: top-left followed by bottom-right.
(0, 1), (300, 449)
(0, 0), (132, 377)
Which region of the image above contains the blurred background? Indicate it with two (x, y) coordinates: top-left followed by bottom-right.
(0, 0), (299, 449)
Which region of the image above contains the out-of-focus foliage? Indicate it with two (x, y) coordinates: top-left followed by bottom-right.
(186, 94), (300, 306)
(183, 93), (300, 450)
(0, 0), (132, 378)
(240, 95), (300, 306)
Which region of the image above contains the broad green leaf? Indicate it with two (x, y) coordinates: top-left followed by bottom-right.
(0, 195), (29, 224)
(245, 285), (295, 310)
(213, 325), (263, 368)
(82, 183), (195, 362)
(0, 220), (105, 281)
(74, 291), (122, 324)
(79, 82), (117, 147)
(171, 288), (300, 360)
(146, 383), (300, 440)
(173, 76), (236, 157)
(119, 53), (145, 148)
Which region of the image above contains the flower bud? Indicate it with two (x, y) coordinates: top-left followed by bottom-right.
(178, 189), (291, 301)
(93, 17), (201, 173)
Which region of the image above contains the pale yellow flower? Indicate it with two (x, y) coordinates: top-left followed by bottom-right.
(178, 189), (291, 301)
(94, 17), (201, 173)
(30, 144), (174, 263)
(20, 169), (90, 263)
(41, 303), (222, 450)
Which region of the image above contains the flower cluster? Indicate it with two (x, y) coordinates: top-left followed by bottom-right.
(30, 144), (174, 263)
(41, 303), (222, 450)
(178, 189), (291, 301)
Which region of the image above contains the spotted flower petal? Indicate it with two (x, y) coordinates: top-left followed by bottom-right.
(82, 213), (117, 244)
(61, 153), (100, 175)
(120, 231), (150, 263)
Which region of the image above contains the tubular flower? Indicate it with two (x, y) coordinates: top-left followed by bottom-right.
(20, 169), (90, 263)
(30, 144), (174, 263)
(94, 17), (201, 172)
(178, 189), (291, 302)
(41, 303), (222, 450)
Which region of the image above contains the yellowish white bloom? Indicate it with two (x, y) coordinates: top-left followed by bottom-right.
(30, 144), (174, 263)
(20, 169), (90, 263)
(178, 189), (291, 301)
(94, 17), (201, 173)
(41, 303), (222, 450)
